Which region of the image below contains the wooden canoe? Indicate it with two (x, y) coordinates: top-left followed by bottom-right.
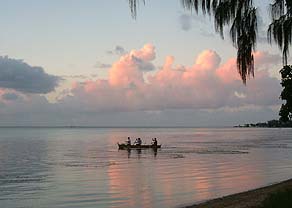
(118, 143), (161, 150)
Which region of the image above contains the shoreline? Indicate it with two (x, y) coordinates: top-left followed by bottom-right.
(184, 178), (292, 208)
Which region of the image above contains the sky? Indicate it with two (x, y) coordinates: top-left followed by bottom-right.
(0, 0), (286, 126)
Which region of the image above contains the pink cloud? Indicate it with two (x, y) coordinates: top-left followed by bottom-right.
(195, 50), (221, 71)
(216, 58), (241, 83)
(254, 51), (281, 67)
(108, 44), (155, 87)
(66, 44), (281, 112)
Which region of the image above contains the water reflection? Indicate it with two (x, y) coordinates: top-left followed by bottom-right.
(121, 148), (158, 159)
(0, 128), (292, 208)
(153, 148), (158, 157)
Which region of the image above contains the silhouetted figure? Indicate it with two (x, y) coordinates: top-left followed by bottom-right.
(134, 138), (142, 145)
(126, 137), (131, 145)
(152, 138), (158, 146)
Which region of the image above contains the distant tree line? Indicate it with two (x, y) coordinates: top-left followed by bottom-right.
(236, 65), (292, 127)
(234, 120), (292, 128)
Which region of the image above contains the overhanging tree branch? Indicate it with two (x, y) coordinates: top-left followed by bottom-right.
(128, 0), (292, 84)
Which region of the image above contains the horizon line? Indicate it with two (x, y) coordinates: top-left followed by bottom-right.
(0, 125), (232, 129)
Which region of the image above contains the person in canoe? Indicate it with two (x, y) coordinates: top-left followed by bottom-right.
(151, 138), (158, 146)
(126, 137), (131, 146)
(134, 138), (142, 146)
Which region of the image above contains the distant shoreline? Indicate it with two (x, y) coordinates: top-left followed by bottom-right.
(184, 178), (292, 208)
(0, 125), (291, 129)
(0, 126), (230, 129)
(234, 126), (292, 128)
(234, 119), (292, 128)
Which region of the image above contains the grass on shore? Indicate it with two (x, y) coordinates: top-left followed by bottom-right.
(260, 188), (292, 208)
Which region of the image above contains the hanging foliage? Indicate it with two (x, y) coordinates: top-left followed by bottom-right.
(128, 0), (292, 84)
(279, 65), (292, 122)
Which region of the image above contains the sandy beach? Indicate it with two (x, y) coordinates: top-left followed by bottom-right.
(185, 178), (292, 208)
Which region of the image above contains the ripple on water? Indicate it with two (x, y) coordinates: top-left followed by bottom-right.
(1, 127), (292, 208)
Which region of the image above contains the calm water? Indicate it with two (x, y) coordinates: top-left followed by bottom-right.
(0, 127), (292, 208)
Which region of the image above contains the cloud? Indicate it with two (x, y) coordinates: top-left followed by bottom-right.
(94, 61), (111, 69)
(0, 56), (60, 94)
(0, 99), (279, 127)
(108, 43), (156, 87)
(132, 56), (155, 71)
(66, 44), (281, 113)
(107, 45), (127, 55)
(254, 51), (281, 67)
(179, 14), (192, 31)
(178, 13), (216, 37)
(1, 92), (20, 101)
(62, 75), (88, 79)
(0, 45), (282, 126)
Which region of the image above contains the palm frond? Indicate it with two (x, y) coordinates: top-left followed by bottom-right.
(128, 0), (292, 84)
(183, 0), (256, 84)
(128, 0), (145, 19)
(268, 0), (292, 65)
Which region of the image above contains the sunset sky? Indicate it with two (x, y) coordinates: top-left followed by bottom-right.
(0, 0), (286, 126)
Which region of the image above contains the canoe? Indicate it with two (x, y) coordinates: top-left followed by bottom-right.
(118, 143), (161, 150)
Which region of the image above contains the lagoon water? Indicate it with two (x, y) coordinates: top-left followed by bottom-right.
(0, 127), (292, 208)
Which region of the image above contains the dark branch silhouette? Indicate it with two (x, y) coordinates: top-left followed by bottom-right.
(128, 0), (145, 19)
(128, 0), (292, 85)
(268, 0), (292, 66)
(279, 65), (292, 122)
